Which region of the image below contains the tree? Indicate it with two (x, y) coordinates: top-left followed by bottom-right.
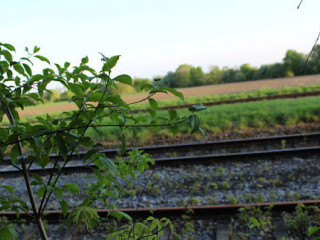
(221, 67), (237, 83)
(240, 63), (258, 81)
(307, 44), (320, 74)
(190, 66), (205, 86)
(174, 64), (192, 87)
(133, 77), (151, 92)
(0, 43), (206, 239)
(283, 49), (306, 76)
(206, 65), (223, 84)
(160, 71), (175, 88)
(42, 89), (61, 102)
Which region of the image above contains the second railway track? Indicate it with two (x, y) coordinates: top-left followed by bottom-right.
(1, 132), (320, 239)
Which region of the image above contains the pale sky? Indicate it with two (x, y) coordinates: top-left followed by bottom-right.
(1, 0), (320, 81)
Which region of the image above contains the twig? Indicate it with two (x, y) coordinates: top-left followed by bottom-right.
(297, 0), (304, 9)
(39, 79), (111, 215)
(136, 170), (154, 210)
(128, 93), (156, 105)
(86, 225), (98, 240)
(184, 193), (194, 208)
(303, 31), (320, 73)
(3, 117), (188, 147)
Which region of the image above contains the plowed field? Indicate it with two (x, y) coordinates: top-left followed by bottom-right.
(18, 74), (320, 117)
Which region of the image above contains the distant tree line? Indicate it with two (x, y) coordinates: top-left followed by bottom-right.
(158, 45), (320, 88)
(43, 45), (320, 102)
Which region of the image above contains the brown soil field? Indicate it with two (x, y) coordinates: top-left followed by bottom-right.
(17, 74), (320, 118)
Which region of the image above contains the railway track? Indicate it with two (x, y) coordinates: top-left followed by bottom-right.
(1, 133), (319, 210)
(133, 90), (320, 113)
(1, 145), (320, 175)
(1, 133), (320, 239)
(2, 200), (320, 239)
(2, 132), (320, 168)
(2, 200), (320, 222)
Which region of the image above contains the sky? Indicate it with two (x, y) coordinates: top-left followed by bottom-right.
(1, 0), (320, 84)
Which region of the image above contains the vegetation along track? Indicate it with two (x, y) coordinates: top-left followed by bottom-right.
(2, 201), (320, 240)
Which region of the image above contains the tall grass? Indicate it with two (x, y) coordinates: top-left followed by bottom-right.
(87, 96), (320, 143)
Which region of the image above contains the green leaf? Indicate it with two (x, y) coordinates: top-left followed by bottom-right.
(140, 83), (153, 91)
(98, 157), (119, 177)
(30, 74), (43, 82)
(54, 187), (63, 199)
(10, 145), (19, 164)
(34, 55), (50, 64)
(60, 200), (69, 218)
(21, 57), (34, 65)
(3, 43), (15, 52)
(81, 56), (89, 64)
(308, 226), (320, 237)
(189, 114), (201, 134)
(0, 128), (8, 141)
(33, 46), (40, 53)
(113, 74), (132, 86)
(84, 149), (100, 161)
(32, 174), (44, 184)
(36, 186), (46, 198)
(0, 226), (18, 240)
(13, 63), (26, 76)
(163, 87), (184, 100)
(93, 168), (104, 183)
(55, 133), (68, 156)
(1, 185), (13, 195)
(22, 63), (32, 76)
(249, 217), (260, 227)
(111, 211), (132, 222)
(63, 183), (80, 194)
(36, 154), (48, 168)
(68, 206), (99, 229)
(189, 104), (207, 112)
(68, 83), (84, 96)
(168, 109), (177, 121)
(64, 62), (70, 69)
(2, 50), (13, 62)
(148, 98), (158, 111)
(108, 55), (121, 69)
(146, 108), (156, 119)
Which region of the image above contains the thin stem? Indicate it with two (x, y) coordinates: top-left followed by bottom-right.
(303, 31), (320, 73)
(128, 93), (155, 105)
(297, 0), (304, 9)
(1, 102), (48, 240)
(4, 117), (188, 147)
(136, 170), (154, 210)
(40, 78), (111, 214)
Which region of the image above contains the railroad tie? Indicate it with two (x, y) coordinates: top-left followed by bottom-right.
(273, 220), (288, 240)
(216, 222), (229, 240)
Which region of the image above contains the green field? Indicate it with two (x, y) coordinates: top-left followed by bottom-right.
(87, 96), (320, 144)
(11, 84), (320, 122)
(3, 85), (320, 145)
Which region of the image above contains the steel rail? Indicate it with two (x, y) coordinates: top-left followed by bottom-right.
(1, 145), (319, 175)
(2, 200), (320, 223)
(3, 132), (320, 164)
(133, 90), (320, 112)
